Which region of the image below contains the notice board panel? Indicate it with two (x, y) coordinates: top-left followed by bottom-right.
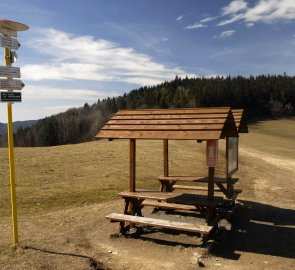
(227, 137), (238, 176)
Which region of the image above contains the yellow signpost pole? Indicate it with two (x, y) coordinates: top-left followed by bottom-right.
(4, 47), (19, 244)
(1, 20), (29, 245)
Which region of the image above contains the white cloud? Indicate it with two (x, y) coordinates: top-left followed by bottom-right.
(220, 30), (236, 38)
(43, 105), (83, 112)
(218, 14), (244, 26)
(185, 23), (207, 29)
(222, 0), (248, 16)
(176, 15), (184, 21)
(246, 22), (255, 28)
(24, 85), (119, 100)
(200, 16), (219, 23)
(23, 28), (196, 86)
(218, 0), (295, 26)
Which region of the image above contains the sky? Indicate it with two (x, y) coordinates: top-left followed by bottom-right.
(0, 0), (295, 121)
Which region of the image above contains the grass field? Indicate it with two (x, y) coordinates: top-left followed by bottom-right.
(0, 135), (228, 219)
(0, 117), (294, 219)
(0, 117), (294, 270)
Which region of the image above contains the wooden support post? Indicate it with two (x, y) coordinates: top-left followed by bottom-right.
(208, 166), (215, 200)
(163, 139), (169, 177)
(130, 139), (136, 192)
(206, 166), (215, 224)
(225, 137), (233, 198)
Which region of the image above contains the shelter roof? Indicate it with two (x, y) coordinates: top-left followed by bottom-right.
(232, 109), (248, 133)
(96, 107), (240, 140)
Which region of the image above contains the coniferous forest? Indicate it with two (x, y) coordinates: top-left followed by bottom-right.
(3, 74), (294, 147)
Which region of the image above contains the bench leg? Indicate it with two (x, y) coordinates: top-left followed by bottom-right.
(120, 198), (144, 234)
(206, 206), (216, 225)
(160, 180), (175, 192)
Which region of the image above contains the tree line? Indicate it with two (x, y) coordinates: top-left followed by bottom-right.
(1, 74), (294, 147)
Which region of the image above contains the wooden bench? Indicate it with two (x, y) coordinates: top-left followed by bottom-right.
(142, 199), (199, 211)
(156, 176), (240, 199)
(119, 190), (223, 206)
(118, 190), (225, 223)
(106, 213), (213, 235)
(172, 185), (222, 192)
(156, 175), (239, 184)
(173, 185), (242, 194)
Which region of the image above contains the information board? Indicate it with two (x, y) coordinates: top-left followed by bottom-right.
(227, 137), (238, 176)
(0, 91), (22, 102)
(206, 139), (218, 167)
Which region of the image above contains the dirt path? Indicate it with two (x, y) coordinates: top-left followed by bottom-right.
(240, 147), (295, 173)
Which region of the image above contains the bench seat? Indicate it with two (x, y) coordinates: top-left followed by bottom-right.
(172, 185), (222, 192)
(142, 199), (199, 211)
(157, 175), (239, 184)
(119, 191), (223, 206)
(106, 213), (213, 235)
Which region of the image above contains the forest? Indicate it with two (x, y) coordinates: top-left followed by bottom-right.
(1, 74), (294, 147)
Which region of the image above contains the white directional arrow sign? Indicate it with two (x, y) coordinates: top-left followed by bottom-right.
(0, 66), (20, 78)
(0, 35), (20, 50)
(0, 78), (24, 91)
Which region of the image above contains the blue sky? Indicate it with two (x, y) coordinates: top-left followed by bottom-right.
(1, 0), (295, 121)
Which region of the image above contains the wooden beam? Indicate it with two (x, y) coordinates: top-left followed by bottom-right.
(96, 130), (222, 140)
(116, 108), (230, 115)
(105, 123), (227, 129)
(163, 139), (169, 177)
(208, 167), (215, 200)
(130, 139), (136, 192)
(113, 114), (229, 120)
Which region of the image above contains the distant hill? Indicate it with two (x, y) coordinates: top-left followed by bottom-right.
(9, 74), (295, 147)
(0, 120), (38, 135)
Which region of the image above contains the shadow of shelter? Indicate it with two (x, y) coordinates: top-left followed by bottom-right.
(212, 200), (295, 260)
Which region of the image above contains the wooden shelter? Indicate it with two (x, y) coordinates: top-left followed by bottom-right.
(96, 107), (248, 237)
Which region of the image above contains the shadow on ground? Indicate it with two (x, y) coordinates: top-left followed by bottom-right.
(212, 200), (295, 260)
(122, 200), (295, 260)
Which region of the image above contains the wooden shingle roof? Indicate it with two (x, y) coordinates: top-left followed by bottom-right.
(96, 107), (240, 140)
(232, 109), (248, 133)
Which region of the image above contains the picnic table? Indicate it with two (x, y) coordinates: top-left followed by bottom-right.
(96, 107), (248, 238)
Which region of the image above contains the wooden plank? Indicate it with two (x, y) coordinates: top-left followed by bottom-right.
(156, 175), (239, 184)
(173, 185), (221, 192)
(130, 139), (136, 192)
(163, 139), (168, 177)
(104, 124), (225, 130)
(113, 114), (230, 120)
(142, 200), (198, 211)
(106, 213), (213, 234)
(116, 108), (230, 115)
(232, 109), (248, 133)
(96, 130), (222, 140)
(118, 191), (222, 206)
(119, 191), (174, 201)
(157, 176), (209, 182)
(107, 119), (227, 125)
(167, 193), (222, 206)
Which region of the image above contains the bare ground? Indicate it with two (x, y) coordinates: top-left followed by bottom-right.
(0, 120), (295, 270)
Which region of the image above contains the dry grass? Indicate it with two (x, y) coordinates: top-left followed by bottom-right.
(0, 139), (227, 220)
(0, 118), (294, 270)
(1, 117), (294, 220)
(240, 117), (295, 159)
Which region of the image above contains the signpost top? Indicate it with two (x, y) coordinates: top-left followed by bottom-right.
(0, 20), (29, 32)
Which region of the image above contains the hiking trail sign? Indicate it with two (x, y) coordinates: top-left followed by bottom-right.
(0, 19), (29, 245)
(0, 78), (24, 90)
(0, 66), (20, 78)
